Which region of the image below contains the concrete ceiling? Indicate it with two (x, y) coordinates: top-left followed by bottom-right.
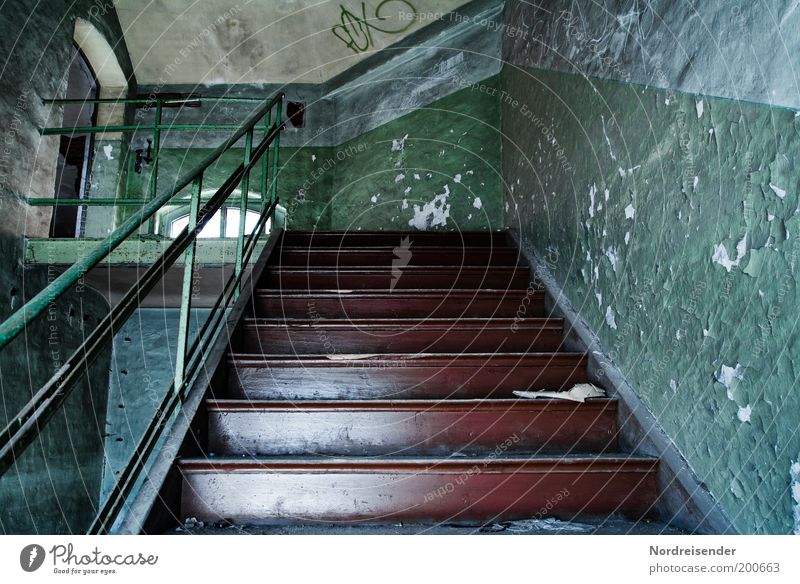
(113, 0), (470, 85)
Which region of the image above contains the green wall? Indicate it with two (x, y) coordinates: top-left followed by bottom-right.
(326, 76), (503, 231)
(502, 66), (800, 534)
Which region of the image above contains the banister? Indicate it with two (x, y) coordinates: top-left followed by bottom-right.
(42, 95), (267, 104)
(0, 124), (280, 476)
(89, 198), (279, 534)
(0, 89), (285, 533)
(0, 92), (284, 352)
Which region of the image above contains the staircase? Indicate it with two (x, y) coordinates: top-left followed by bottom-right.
(173, 231), (659, 528)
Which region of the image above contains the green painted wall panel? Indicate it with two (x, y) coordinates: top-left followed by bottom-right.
(328, 75), (503, 231)
(502, 65), (800, 534)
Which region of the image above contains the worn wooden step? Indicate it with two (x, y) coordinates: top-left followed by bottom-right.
(280, 230), (510, 248)
(224, 353), (588, 400)
(272, 247), (522, 267)
(253, 289), (545, 319)
(206, 398), (618, 456)
(178, 455), (658, 524)
(262, 266), (530, 290)
(239, 318), (563, 353)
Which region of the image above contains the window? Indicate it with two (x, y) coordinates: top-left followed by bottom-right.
(168, 208), (266, 238)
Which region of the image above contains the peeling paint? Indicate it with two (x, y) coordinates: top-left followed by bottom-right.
(102, 144), (114, 160)
(408, 185), (451, 230)
(391, 134), (409, 152)
(601, 115), (617, 160)
(716, 363), (744, 400)
(737, 405), (752, 423)
(712, 235), (747, 272)
(502, 61), (800, 532)
(605, 306), (617, 330)
(769, 183), (787, 199)
(618, 165), (640, 177)
(604, 246), (619, 272)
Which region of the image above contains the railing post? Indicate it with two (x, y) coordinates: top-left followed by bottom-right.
(146, 100), (163, 234)
(234, 129), (253, 297)
(260, 109), (271, 214)
(174, 174), (202, 393)
(269, 99), (282, 211)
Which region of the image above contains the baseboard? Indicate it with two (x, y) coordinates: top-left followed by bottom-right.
(509, 229), (738, 535)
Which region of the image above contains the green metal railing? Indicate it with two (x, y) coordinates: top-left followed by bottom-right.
(36, 94), (276, 235)
(0, 92), (285, 534)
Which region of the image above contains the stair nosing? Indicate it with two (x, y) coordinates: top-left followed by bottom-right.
(241, 317), (562, 329)
(177, 454), (658, 474)
(205, 397), (616, 412)
(254, 289), (544, 297)
(227, 352), (586, 365)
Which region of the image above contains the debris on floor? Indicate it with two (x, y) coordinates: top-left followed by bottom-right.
(182, 516), (205, 530)
(485, 518), (595, 533)
(513, 383), (606, 403)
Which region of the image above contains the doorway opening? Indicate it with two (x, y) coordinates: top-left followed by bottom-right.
(50, 46), (97, 237)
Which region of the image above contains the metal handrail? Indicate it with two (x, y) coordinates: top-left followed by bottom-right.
(26, 197), (261, 207)
(0, 92), (285, 532)
(40, 123), (272, 135)
(39, 94), (279, 238)
(43, 96), (268, 105)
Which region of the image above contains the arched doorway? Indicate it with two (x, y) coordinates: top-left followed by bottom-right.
(50, 46), (97, 237)
(50, 18), (129, 238)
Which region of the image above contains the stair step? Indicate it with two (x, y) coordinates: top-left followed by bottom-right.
(224, 353), (588, 400)
(239, 318), (564, 353)
(253, 289), (545, 319)
(262, 266), (530, 290)
(272, 247), (522, 267)
(178, 454), (658, 524)
(280, 230), (510, 248)
(206, 398), (618, 456)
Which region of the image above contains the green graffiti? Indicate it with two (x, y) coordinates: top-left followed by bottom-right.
(332, 1), (417, 54)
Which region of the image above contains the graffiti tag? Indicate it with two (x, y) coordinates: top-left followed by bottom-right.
(332, 0), (417, 54)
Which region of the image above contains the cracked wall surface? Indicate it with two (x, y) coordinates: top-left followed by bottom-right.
(502, 0), (800, 533)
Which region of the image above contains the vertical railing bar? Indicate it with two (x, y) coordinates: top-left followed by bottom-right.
(91, 118), (283, 534)
(174, 174), (202, 392)
(234, 129), (253, 296)
(261, 108), (271, 214)
(269, 99), (282, 210)
(146, 100), (163, 234)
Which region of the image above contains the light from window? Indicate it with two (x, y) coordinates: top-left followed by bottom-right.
(168, 208), (265, 238)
